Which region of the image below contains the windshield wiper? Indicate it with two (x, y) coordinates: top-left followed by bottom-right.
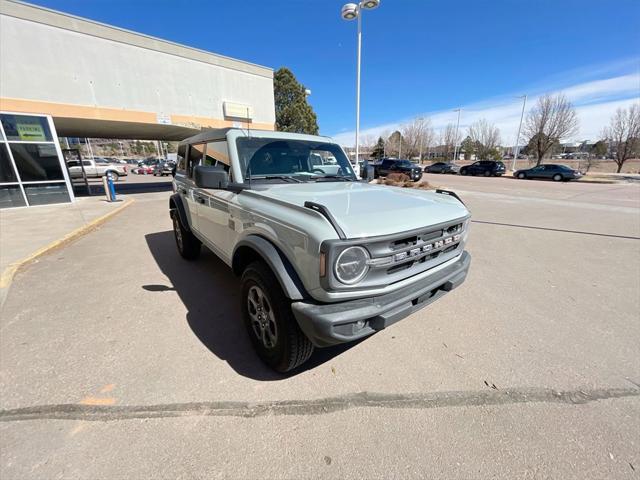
(248, 175), (304, 183)
(309, 174), (356, 182)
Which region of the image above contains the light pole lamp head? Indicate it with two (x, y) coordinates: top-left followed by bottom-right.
(361, 0), (380, 9)
(341, 3), (359, 20)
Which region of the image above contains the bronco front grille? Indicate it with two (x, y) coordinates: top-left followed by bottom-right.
(320, 216), (469, 291)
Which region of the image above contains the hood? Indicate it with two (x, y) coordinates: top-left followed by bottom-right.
(249, 182), (469, 238)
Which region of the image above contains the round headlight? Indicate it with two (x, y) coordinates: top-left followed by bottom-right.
(335, 246), (370, 285)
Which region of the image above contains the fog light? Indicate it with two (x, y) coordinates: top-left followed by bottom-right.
(355, 319), (366, 330)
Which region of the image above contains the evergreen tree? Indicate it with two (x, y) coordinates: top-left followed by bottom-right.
(274, 67), (319, 134)
(370, 137), (385, 159)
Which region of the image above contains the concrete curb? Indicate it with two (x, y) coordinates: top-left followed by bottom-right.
(0, 197), (134, 290)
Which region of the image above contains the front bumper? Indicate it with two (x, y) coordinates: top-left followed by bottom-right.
(291, 251), (471, 347)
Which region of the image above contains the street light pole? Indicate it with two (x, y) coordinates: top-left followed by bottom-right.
(355, 8), (362, 173)
(512, 94), (527, 172)
(452, 108), (461, 162)
(341, 1), (380, 176)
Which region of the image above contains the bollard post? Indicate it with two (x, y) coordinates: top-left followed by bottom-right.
(108, 176), (117, 202)
(102, 175), (113, 202)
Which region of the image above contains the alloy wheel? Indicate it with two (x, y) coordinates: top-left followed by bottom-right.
(247, 285), (278, 349)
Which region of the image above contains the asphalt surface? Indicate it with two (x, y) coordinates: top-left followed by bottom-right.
(1, 177), (639, 479)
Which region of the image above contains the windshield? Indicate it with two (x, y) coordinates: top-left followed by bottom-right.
(236, 138), (356, 182)
(396, 160), (413, 167)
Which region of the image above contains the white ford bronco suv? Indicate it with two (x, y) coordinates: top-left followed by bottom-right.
(170, 128), (471, 372)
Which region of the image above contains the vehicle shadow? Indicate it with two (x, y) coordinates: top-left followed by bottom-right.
(144, 231), (360, 380)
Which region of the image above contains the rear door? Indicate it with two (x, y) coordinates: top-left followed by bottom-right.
(531, 165), (545, 178)
(175, 143), (205, 232)
(542, 165), (557, 179)
(83, 160), (97, 176)
(196, 140), (236, 262)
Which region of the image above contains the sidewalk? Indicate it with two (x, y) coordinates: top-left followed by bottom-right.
(0, 195), (133, 305)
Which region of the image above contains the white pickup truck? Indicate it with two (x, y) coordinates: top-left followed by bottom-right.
(66, 158), (128, 181)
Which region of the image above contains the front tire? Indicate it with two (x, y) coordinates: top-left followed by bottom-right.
(171, 211), (200, 260)
(106, 171), (119, 182)
(241, 261), (314, 373)
(553, 174), (563, 182)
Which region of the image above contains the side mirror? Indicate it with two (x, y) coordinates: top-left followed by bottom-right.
(194, 165), (228, 189)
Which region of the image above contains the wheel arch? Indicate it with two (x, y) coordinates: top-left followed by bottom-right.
(232, 235), (307, 301)
(169, 193), (192, 233)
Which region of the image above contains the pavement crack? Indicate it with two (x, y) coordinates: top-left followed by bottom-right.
(0, 387), (638, 423)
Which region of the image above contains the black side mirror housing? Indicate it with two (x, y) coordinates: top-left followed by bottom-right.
(194, 165), (229, 189)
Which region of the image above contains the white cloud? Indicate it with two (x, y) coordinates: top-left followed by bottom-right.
(331, 62), (640, 147)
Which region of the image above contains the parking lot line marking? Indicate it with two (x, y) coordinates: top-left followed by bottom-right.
(0, 197), (134, 289)
(471, 220), (640, 240)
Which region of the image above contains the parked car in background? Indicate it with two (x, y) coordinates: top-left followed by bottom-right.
(309, 153), (342, 175)
(424, 162), (460, 174)
(132, 165), (154, 175)
(153, 161), (176, 176)
(138, 158), (161, 168)
(514, 164), (582, 182)
(66, 158), (127, 181)
(373, 159), (423, 181)
(459, 160), (506, 177)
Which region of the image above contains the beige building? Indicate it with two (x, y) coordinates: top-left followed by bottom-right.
(0, 0), (275, 208)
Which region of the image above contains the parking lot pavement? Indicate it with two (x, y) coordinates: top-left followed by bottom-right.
(1, 181), (639, 479)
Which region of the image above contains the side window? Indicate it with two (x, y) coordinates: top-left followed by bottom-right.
(187, 143), (205, 178)
(67, 160), (79, 167)
(176, 144), (186, 173)
(82, 160), (92, 166)
(204, 141), (232, 180)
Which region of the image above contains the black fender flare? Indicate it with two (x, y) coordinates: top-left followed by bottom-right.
(232, 235), (307, 300)
(169, 194), (191, 232)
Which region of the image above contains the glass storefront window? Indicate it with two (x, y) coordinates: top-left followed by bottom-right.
(0, 114), (53, 142)
(23, 183), (70, 206)
(9, 143), (64, 181)
(0, 143), (18, 183)
(0, 112), (73, 208)
(0, 185), (27, 208)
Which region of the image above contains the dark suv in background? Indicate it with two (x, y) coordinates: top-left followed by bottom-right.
(373, 159), (423, 181)
(460, 160), (506, 177)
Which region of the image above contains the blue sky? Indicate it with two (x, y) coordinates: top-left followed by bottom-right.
(29, 0), (640, 144)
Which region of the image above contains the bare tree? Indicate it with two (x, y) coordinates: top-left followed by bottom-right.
(401, 117), (435, 161)
(602, 104), (640, 173)
(440, 123), (459, 161)
(386, 130), (402, 158)
(467, 118), (502, 160)
(523, 94), (579, 165)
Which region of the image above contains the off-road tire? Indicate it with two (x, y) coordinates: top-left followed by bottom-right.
(171, 211), (200, 260)
(241, 261), (314, 372)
